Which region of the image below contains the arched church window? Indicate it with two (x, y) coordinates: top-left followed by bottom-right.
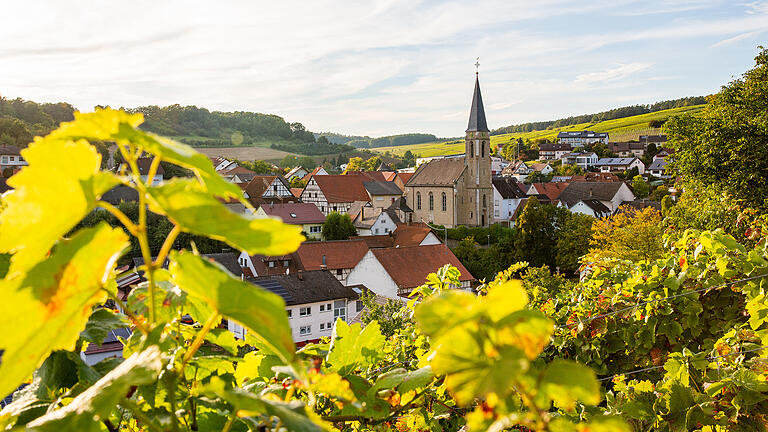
(441, 192), (447, 212)
(483, 194), (487, 208)
(416, 192), (421, 210)
(429, 192), (434, 211)
(481, 141), (485, 158)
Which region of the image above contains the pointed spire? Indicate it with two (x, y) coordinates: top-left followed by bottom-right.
(466, 74), (489, 132)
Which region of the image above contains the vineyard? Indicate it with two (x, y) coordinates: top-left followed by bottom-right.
(0, 50), (765, 431)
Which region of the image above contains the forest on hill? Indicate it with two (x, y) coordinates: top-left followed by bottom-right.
(492, 95), (707, 135)
(317, 131), (442, 149)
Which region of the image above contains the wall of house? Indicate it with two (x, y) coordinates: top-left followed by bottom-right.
(301, 180), (330, 214)
(419, 232), (442, 246)
(370, 194), (401, 209)
(569, 201), (600, 218)
(347, 251), (400, 298)
(302, 223), (323, 239)
(610, 183), (636, 211)
(140, 174), (163, 186)
(228, 297), (363, 344)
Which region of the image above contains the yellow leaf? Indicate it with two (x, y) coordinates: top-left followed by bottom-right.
(483, 280), (528, 322)
(0, 139), (118, 274)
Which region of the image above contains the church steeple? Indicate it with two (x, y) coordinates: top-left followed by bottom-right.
(466, 74), (489, 132)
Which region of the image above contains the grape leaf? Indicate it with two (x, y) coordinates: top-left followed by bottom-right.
(169, 251), (295, 364)
(326, 320), (386, 376)
(79, 308), (129, 346)
(148, 179), (303, 256)
(45, 108), (241, 200)
(26, 346), (163, 432)
(0, 224), (128, 399)
(0, 138), (119, 274)
(538, 360), (601, 410)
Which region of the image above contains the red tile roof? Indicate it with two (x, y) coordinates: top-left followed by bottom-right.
(295, 240), (369, 270)
(135, 157), (166, 175)
(302, 166), (326, 181)
(221, 165), (257, 175)
(392, 225), (433, 247)
(371, 244), (474, 290)
(312, 175), (371, 203)
(397, 173), (414, 184)
(259, 202), (326, 224)
(350, 235), (394, 248)
(529, 182), (569, 200)
(290, 187), (303, 198)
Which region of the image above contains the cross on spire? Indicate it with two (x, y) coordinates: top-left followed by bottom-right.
(474, 57), (480, 75)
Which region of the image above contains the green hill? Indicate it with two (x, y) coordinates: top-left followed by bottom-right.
(372, 104), (705, 157)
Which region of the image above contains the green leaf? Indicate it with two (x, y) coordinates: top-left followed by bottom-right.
(325, 320), (386, 376)
(0, 253), (10, 278)
(538, 360), (601, 410)
(370, 366), (434, 394)
(148, 179), (303, 256)
(207, 381), (326, 432)
(45, 108), (242, 200)
(169, 251), (295, 363)
(235, 351), (283, 385)
(26, 346), (163, 432)
(483, 280), (528, 322)
(79, 308), (129, 346)
(414, 290), (477, 336)
(204, 328), (239, 355)
(0, 224), (128, 399)
(0, 138), (119, 274)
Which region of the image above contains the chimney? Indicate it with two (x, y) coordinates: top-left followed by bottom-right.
(361, 206), (364, 220)
(297, 269), (303, 280)
(321, 254), (327, 270)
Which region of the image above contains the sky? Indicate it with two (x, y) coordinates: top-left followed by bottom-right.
(0, 1), (766, 137)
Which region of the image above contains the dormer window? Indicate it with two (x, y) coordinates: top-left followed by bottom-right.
(290, 213), (297, 218)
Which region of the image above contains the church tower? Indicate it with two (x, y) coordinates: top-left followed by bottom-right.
(463, 73), (493, 226)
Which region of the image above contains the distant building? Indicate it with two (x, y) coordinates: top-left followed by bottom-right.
(557, 131), (609, 147)
(492, 176), (528, 222)
(561, 152), (598, 170)
(538, 143), (573, 160)
(594, 157), (645, 175)
(559, 182), (636, 214)
(285, 166), (309, 181)
(131, 157), (164, 186)
(648, 157), (670, 179)
(608, 142), (645, 158)
(0, 145), (27, 175)
(639, 135), (667, 146)
(255, 202), (326, 240)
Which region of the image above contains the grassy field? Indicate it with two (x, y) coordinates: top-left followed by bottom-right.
(372, 105), (705, 157)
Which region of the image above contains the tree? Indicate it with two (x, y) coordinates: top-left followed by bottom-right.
(289, 176), (307, 188)
(322, 212), (357, 240)
(363, 156), (381, 171)
(631, 175), (650, 198)
(667, 47), (768, 211)
(251, 159), (278, 174)
(513, 198), (568, 267)
(555, 212), (594, 273)
(359, 292), (413, 338)
(344, 157), (364, 173)
(584, 206), (663, 264)
(649, 185), (670, 201)
(661, 194), (674, 216)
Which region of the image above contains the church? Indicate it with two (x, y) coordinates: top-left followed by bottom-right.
(404, 74), (494, 228)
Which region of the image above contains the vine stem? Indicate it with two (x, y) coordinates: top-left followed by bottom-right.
(182, 313), (220, 367)
(155, 224), (181, 267)
(120, 397), (165, 432)
(97, 200), (139, 237)
(221, 414), (237, 432)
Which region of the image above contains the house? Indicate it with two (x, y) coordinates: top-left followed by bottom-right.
(285, 166), (309, 181)
(608, 142), (645, 158)
(301, 174), (371, 215)
(490, 156), (509, 175)
(405, 75), (493, 228)
(569, 199), (611, 218)
(648, 157), (670, 179)
(561, 152), (598, 170)
(239, 271), (362, 344)
(386, 197), (414, 224)
(238, 239), (370, 284)
(529, 162), (553, 175)
(351, 206), (399, 236)
(101, 185), (139, 205)
(594, 157), (645, 175)
(351, 224), (442, 249)
(526, 182), (569, 202)
(346, 244), (475, 298)
(243, 175), (295, 208)
(492, 176), (528, 222)
(654, 148), (674, 159)
(220, 165), (259, 183)
(557, 131), (609, 147)
(500, 160), (533, 182)
(301, 166), (329, 182)
(559, 182), (636, 214)
(363, 181), (403, 208)
(211, 157), (238, 172)
(255, 202), (326, 240)
(538, 143), (573, 160)
(640, 135), (667, 147)
(133, 157), (164, 186)
(0, 145), (27, 175)
(569, 172), (622, 182)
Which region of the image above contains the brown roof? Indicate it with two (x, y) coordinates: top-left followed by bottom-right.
(243, 176), (292, 206)
(528, 182), (569, 200)
(135, 157), (166, 175)
(397, 172), (414, 184)
(302, 166), (326, 181)
(295, 240), (369, 270)
(382, 172), (397, 181)
(258, 202), (326, 224)
(406, 158), (466, 187)
(350, 235), (394, 248)
(371, 244), (474, 290)
(0, 145), (22, 156)
(312, 175), (371, 203)
(570, 172), (622, 182)
(345, 171), (389, 182)
(221, 165), (257, 175)
(392, 225), (433, 247)
(529, 163), (550, 172)
(290, 188), (303, 198)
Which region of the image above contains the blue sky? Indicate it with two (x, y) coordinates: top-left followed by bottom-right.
(0, 0), (765, 137)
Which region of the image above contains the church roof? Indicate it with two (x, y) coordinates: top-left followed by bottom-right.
(406, 158), (466, 187)
(466, 75), (489, 132)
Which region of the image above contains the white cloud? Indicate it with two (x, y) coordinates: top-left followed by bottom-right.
(575, 63), (653, 84)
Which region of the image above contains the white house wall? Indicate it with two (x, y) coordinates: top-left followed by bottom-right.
(346, 251), (400, 299)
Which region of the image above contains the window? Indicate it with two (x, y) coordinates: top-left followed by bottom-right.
(416, 192), (421, 210)
(299, 325), (311, 335)
(374, 228), (379, 234)
(384, 228), (389, 233)
(481, 141), (485, 158)
(356, 300), (364, 312)
(309, 226), (321, 233)
(287, 309), (292, 318)
(299, 307), (311, 317)
(326, 321), (332, 329)
(429, 192), (434, 211)
(336, 269), (342, 276)
(483, 194), (487, 208)
(441, 192), (447, 212)
(333, 300), (347, 322)
(319, 304), (325, 312)
(283, 260), (289, 267)
(320, 323), (324, 330)
(268, 261), (275, 268)
(0, 156), (7, 163)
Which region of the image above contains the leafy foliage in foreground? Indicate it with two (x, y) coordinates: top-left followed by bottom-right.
(0, 110), (621, 431)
